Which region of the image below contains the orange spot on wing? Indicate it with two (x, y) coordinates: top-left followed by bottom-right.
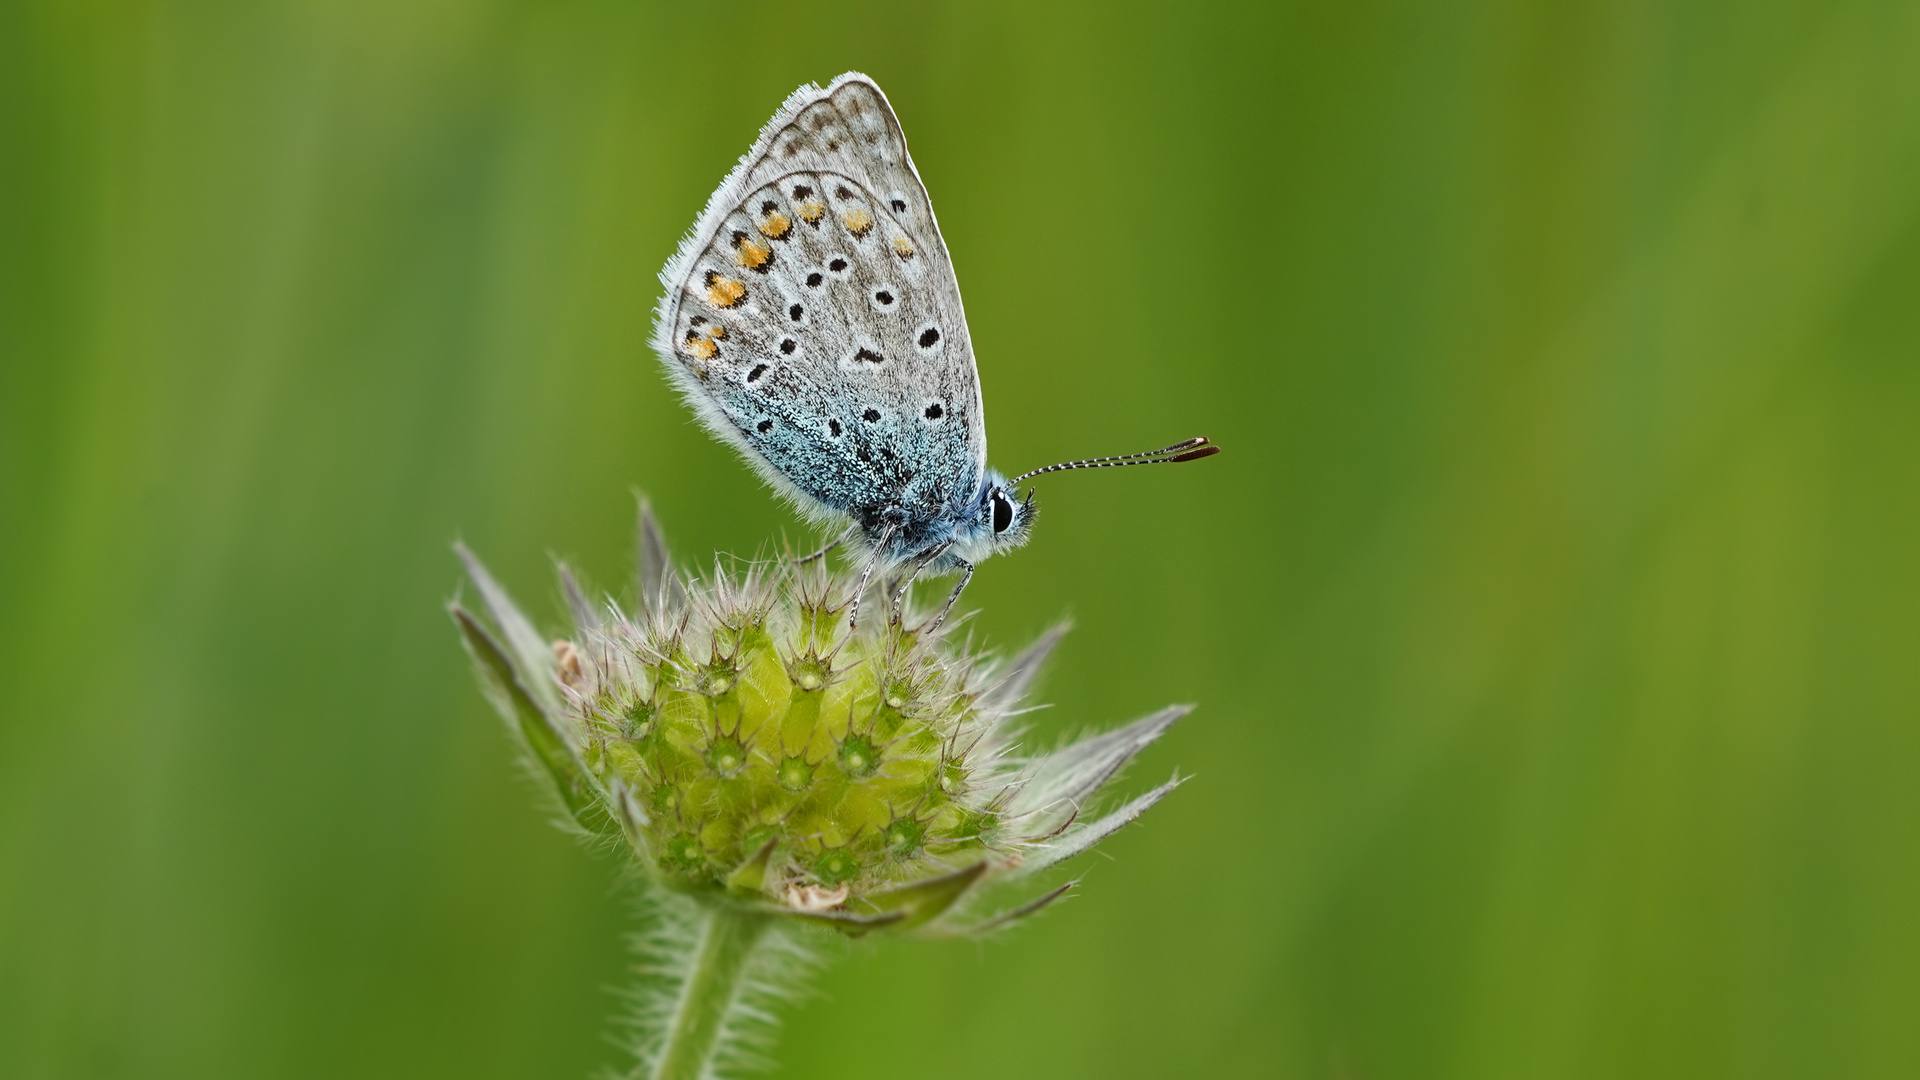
(759, 212), (791, 239)
(735, 238), (772, 270)
(798, 199), (825, 224)
(891, 236), (914, 259)
(705, 274), (746, 308)
(685, 335), (717, 361)
(842, 208), (874, 238)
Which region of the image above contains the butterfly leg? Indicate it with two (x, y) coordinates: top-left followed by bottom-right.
(889, 540), (956, 626)
(794, 527), (853, 566)
(915, 558), (975, 636)
(843, 524), (897, 630)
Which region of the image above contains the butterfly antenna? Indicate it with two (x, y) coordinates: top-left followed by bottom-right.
(1009, 436), (1220, 485)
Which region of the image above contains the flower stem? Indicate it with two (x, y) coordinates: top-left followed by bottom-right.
(651, 906), (772, 1080)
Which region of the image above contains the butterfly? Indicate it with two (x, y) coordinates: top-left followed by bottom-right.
(651, 72), (1217, 628)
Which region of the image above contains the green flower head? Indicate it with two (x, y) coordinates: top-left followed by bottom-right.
(451, 506), (1186, 938)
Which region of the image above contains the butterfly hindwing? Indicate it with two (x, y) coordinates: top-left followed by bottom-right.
(655, 75), (986, 530)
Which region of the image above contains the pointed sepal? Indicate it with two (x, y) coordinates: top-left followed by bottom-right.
(456, 542), (563, 714)
(1009, 705), (1189, 828)
(452, 601), (611, 833)
(856, 860), (991, 933)
(725, 839), (780, 895)
(558, 562), (601, 635)
(607, 776), (652, 861)
(1016, 775), (1183, 878)
(939, 880), (1077, 937)
(636, 496), (683, 614)
(979, 622), (1071, 717)
(739, 902), (907, 936)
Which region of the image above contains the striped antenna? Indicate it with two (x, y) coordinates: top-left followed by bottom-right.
(1009, 437), (1220, 485)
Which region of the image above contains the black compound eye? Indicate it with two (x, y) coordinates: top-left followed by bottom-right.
(991, 490), (1014, 534)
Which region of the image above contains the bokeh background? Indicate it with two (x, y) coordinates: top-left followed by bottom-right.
(5, 0), (1919, 1077)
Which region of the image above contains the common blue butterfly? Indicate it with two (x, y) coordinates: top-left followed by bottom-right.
(652, 73), (1217, 627)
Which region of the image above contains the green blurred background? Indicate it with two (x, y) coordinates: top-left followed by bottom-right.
(5, 0), (1918, 1076)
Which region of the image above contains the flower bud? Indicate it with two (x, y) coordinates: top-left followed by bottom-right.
(452, 510), (1185, 937)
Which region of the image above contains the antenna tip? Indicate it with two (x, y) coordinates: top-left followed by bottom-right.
(1170, 443), (1221, 463)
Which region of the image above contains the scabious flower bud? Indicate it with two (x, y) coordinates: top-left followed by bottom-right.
(453, 510), (1182, 936)
(450, 505), (1187, 1075)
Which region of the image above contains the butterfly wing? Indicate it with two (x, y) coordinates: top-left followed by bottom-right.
(652, 74), (986, 539)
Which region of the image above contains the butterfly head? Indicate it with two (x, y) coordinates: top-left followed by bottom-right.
(976, 473), (1038, 556)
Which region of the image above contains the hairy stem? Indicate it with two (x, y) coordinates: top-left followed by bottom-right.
(651, 906), (772, 1080)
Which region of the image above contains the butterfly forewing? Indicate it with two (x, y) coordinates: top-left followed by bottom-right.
(657, 76), (986, 531)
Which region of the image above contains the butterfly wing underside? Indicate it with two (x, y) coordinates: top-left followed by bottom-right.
(652, 74), (986, 533)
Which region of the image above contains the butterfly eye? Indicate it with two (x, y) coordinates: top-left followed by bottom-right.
(991, 490), (1015, 534)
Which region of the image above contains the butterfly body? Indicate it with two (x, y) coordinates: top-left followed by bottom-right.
(653, 73), (1033, 578)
